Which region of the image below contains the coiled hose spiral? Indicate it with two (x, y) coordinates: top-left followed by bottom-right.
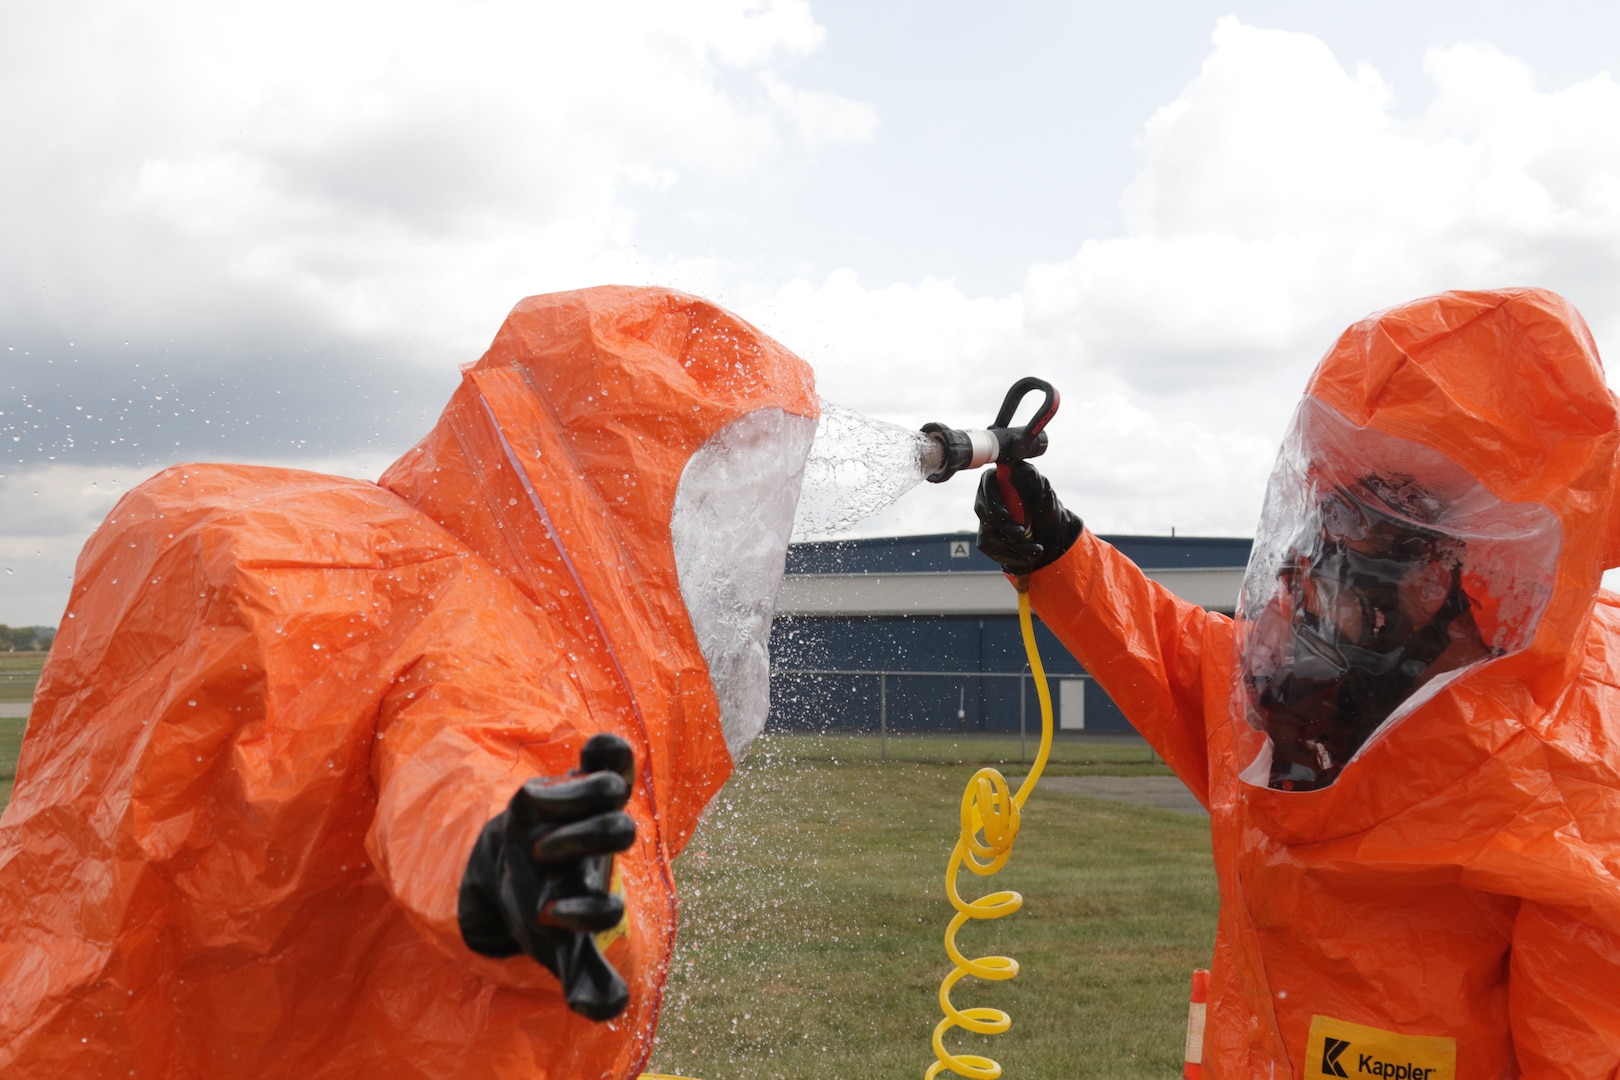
(925, 587), (1055, 1080)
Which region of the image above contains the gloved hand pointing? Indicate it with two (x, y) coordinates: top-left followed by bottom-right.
(458, 733), (638, 1021)
(974, 461), (1083, 577)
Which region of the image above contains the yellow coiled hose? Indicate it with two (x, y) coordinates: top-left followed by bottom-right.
(926, 587), (1055, 1080)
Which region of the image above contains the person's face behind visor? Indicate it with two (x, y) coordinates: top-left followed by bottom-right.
(1235, 401), (1562, 794)
(1282, 492), (1460, 657)
(1258, 486), (1491, 791)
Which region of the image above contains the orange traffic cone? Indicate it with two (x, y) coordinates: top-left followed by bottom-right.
(1184, 968), (1209, 1079)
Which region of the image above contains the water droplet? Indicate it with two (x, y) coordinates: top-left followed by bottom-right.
(794, 400), (935, 539)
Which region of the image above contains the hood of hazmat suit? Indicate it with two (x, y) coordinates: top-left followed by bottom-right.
(0, 286), (817, 1079)
(1024, 288), (1620, 1078)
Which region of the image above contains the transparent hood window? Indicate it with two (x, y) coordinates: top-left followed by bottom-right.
(1234, 398), (1561, 791)
(672, 408), (816, 762)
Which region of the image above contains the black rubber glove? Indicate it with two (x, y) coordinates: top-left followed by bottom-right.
(974, 461), (1083, 577)
(458, 733), (638, 1021)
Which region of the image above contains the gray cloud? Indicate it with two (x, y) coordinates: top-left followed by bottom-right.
(2, 334), (455, 470)
(0, 0), (874, 625)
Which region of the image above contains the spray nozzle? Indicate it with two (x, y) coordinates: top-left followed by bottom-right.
(920, 377), (1059, 484)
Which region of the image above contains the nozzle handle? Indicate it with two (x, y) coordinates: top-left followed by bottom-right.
(992, 377), (1059, 455)
(992, 378), (1057, 530)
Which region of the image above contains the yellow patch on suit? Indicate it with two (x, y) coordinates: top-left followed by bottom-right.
(1304, 1015), (1455, 1080)
(594, 864), (630, 952)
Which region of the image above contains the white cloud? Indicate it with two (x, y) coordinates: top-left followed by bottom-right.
(0, 0), (870, 363)
(12, 11), (1620, 623)
(759, 73), (879, 149)
(1, 0), (877, 623)
(1028, 18), (1620, 396)
(677, 0), (825, 67)
(757, 18), (1620, 545)
(751, 270), (1029, 418)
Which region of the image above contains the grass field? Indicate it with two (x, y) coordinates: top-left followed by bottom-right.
(0, 708), (1217, 1077)
(646, 735), (1216, 1079)
(0, 715), (21, 808)
(0, 653), (42, 805)
(0, 652), (45, 703)
(757, 732), (1175, 776)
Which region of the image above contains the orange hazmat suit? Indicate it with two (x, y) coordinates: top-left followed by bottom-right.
(0, 286), (818, 1078)
(1026, 289), (1620, 1078)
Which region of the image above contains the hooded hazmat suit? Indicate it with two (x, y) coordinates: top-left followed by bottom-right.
(0, 286), (818, 1079)
(1023, 289), (1620, 1078)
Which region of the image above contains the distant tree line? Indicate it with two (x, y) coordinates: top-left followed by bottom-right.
(0, 625), (55, 652)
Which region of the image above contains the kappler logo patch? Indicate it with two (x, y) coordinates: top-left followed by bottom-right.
(1353, 1057), (1439, 1078)
(1304, 1015), (1455, 1080)
(1321, 1036), (1350, 1077)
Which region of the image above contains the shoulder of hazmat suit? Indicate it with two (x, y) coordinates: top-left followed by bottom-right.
(0, 285), (818, 1080)
(1026, 288), (1620, 1079)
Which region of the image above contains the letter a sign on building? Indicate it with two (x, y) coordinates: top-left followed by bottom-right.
(1304, 1015), (1455, 1080)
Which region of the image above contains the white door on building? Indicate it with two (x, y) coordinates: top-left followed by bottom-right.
(1059, 679), (1086, 730)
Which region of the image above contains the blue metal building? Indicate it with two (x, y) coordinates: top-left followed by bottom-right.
(766, 532), (1252, 735)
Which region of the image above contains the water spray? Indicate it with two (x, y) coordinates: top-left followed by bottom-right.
(920, 377), (1060, 1080)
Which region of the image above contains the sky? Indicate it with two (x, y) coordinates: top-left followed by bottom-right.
(6, 0), (1620, 626)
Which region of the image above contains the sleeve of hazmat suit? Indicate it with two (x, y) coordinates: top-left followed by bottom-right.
(1026, 527), (1228, 808)
(1016, 288), (1620, 1079)
(0, 285), (818, 1080)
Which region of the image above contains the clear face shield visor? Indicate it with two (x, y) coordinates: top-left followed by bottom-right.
(671, 408), (816, 763)
(1234, 400), (1561, 791)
